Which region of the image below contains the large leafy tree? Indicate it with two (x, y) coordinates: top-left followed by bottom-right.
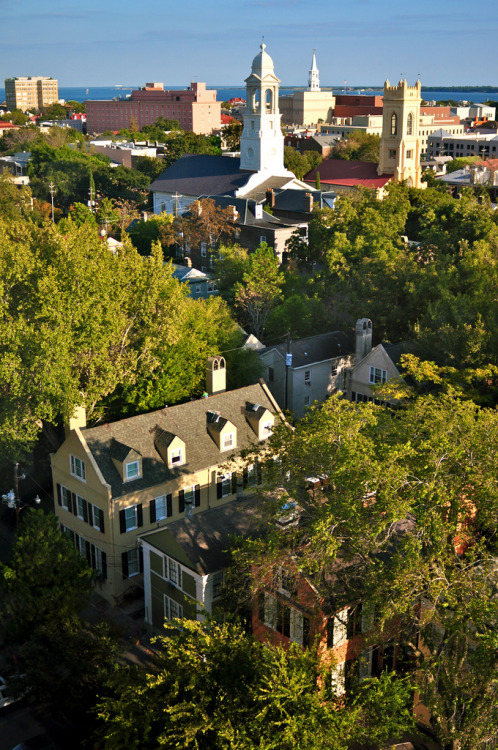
(239, 392), (498, 750)
(97, 618), (414, 750)
(234, 243), (284, 340)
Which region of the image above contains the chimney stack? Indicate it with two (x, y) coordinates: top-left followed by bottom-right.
(206, 356), (226, 396)
(266, 189), (275, 208)
(304, 192), (314, 213)
(355, 318), (372, 362)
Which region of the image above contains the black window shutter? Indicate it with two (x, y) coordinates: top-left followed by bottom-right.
(257, 462), (262, 485)
(101, 552), (107, 580)
(258, 592), (265, 621)
(179, 490), (185, 513)
(71, 492), (77, 515)
(99, 512), (105, 534)
(121, 551), (129, 579)
(216, 481), (222, 500)
(303, 617), (311, 647)
(243, 468), (248, 488)
(119, 509), (126, 534)
(167, 494), (172, 517)
(139, 547), (144, 573)
(82, 499), (89, 524)
(57, 483), (62, 506)
(194, 485), (201, 507)
(90, 545), (96, 570)
(231, 473), (237, 494)
(137, 504), (143, 527)
(87, 503), (93, 527)
(150, 498), (156, 524)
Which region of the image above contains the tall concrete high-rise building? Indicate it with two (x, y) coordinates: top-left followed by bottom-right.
(5, 76), (58, 112)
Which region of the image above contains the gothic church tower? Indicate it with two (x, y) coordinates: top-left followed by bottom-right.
(239, 43), (288, 175)
(378, 79), (423, 188)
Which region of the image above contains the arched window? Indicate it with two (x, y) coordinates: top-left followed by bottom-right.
(407, 112), (413, 136)
(265, 88), (273, 111)
(391, 112), (398, 136)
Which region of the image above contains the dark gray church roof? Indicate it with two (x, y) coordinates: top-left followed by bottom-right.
(149, 154), (250, 197)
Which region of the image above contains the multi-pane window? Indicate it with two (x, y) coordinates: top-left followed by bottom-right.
(221, 473), (233, 498)
(200, 242), (207, 257)
(222, 432), (235, 450)
(262, 420), (273, 436)
(369, 366), (387, 385)
(406, 149), (412, 159)
(76, 495), (87, 521)
(304, 395), (310, 407)
(170, 447), (183, 466)
(212, 570), (224, 599)
(125, 460), (140, 481)
(154, 495), (170, 521)
(245, 463), (257, 487)
(304, 370), (311, 384)
(126, 548), (140, 577)
(164, 594), (183, 621)
(389, 149), (396, 159)
(391, 112), (397, 136)
(60, 485), (71, 511)
(167, 557), (183, 588)
(70, 455), (86, 481)
(90, 504), (105, 533)
(331, 364), (338, 376)
(124, 505), (139, 531)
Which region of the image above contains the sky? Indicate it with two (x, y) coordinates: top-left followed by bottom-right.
(1, 0), (497, 88)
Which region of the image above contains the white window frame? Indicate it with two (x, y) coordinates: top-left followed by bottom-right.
(169, 447), (184, 467)
(222, 432), (235, 451)
(60, 485), (71, 511)
(70, 454), (86, 482)
(124, 505), (139, 532)
(221, 472), (232, 498)
(166, 557), (183, 588)
(154, 494), (169, 521)
(127, 548), (140, 577)
(304, 395), (311, 407)
(164, 594), (183, 621)
(91, 504), (104, 532)
(212, 570), (224, 599)
(261, 420), (273, 436)
(331, 364), (339, 376)
(369, 366), (387, 385)
(125, 460), (140, 481)
(246, 463), (257, 487)
(76, 495), (86, 520)
(304, 370), (311, 384)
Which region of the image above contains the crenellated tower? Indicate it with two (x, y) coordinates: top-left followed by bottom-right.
(378, 79), (423, 188)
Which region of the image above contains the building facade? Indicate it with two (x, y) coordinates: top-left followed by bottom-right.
(51, 359), (283, 604)
(5, 76), (58, 112)
(279, 52), (335, 127)
(85, 82), (220, 135)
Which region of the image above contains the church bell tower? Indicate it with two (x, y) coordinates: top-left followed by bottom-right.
(239, 43), (286, 174)
(378, 79), (423, 188)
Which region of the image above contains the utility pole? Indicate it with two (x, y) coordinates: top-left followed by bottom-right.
(284, 331), (291, 411)
(49, 182), (55, 222)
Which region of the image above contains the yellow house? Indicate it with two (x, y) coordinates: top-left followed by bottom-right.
(50, 357), (283, 604)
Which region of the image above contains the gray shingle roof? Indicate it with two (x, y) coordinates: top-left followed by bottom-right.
(82, 382), (281, 499)
(260, 331), (355, 369)
(142, 495), (265, 575)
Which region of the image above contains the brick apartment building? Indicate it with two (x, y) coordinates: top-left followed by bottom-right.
(85, 81), (221, 135)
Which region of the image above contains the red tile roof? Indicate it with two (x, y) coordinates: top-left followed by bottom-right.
(305, 159), (391, 189)
(0, 122), (21, 129)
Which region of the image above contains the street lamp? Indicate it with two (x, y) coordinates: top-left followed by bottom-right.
(1, 462), (41, 530)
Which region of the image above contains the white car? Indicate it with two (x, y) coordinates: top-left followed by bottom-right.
(0, 674), (25, 709)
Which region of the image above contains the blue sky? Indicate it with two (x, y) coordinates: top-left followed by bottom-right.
(1, 0), (496, 87)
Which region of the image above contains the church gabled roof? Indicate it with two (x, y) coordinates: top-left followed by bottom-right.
(304, 159), (391, 189)
(149, 154), (250, 197)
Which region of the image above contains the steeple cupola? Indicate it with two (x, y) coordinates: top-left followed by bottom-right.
(239, 42), (286, 174)
(308, 51), (320, 92)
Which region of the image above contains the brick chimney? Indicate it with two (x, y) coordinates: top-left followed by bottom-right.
(265, 189), (275, 208)
(304, 192), (314, 213)
(355, 318), (372, 362)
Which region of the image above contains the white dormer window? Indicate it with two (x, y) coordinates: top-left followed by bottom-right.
(170, 447), (184, 466)
(222, 432), (235, 450)
(262, 421), (273, 436)
(125, 460), (141, 481)
(70, 455), (86, 482)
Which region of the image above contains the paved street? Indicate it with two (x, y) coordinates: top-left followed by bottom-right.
(0, 704), (46, 749)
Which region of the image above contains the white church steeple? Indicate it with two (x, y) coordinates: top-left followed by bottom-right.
(308, 50), (320, 92)
(239, 42), (287, 174)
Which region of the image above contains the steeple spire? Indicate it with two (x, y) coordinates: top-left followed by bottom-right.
(308, 50), (320, 92)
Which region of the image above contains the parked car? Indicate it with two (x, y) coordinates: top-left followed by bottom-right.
(0, 674), (27, 709)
